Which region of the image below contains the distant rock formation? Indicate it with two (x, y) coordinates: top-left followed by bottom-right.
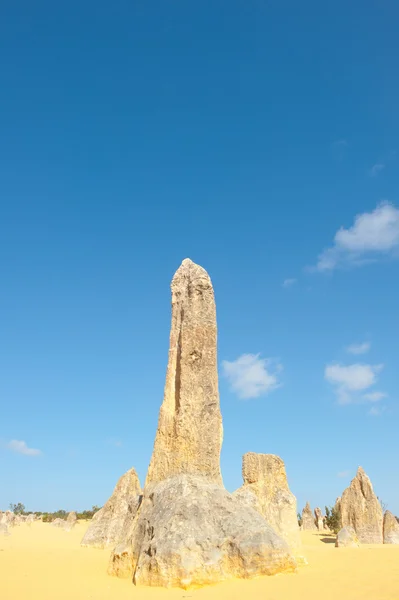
(383, 511), (399, 544)
(52, 518), (67, 528)
(1, 511), (16, 527)
(314, 507), (324, 531)
(0, 523), (10, 536)
(301, 502), (317, 530)
(81, 468), (142, 549)
(340, 467), (383, 543)
(234, 453), (302, 556)
(335, 526), (360, 548)
(108, 259), (297, 588)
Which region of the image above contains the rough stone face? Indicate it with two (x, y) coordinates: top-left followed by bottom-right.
(109, 474), (297, 588)
(314, 507), (324, 531)
(1, 511), (15, 526)
(52, 518), (67, 528)
(335, 526), (360, 548)
(0, 523), (10, 536)
(67, 511), (77, 523)
(340, 467), (383, 544)
(109, 259), (297, 588)
(383, 511), (399, 544)
(81, 468), (142, 549)
(301, 502), (317, 530)
(234, 453), (302, 555)
(145, 259), (223, 487)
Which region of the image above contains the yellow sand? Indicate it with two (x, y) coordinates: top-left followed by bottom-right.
(1, 521), (399, 600)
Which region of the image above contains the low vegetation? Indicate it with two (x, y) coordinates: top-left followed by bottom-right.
(7, 503), (101, 522)
(325, 505), (341, 534)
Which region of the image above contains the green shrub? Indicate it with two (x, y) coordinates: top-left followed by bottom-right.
(325, 505), (341, 534)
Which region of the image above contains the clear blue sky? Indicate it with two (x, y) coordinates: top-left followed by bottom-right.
(1, 1), (398, 516)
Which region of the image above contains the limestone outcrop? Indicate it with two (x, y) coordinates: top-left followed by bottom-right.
(108, 259), (297, 588)
(314, 507), (324, 531)
(383, 511), (399, 544)
(340, 467), (383, 544)
(52, 518), (67, 528)
(145, 259), (223, 487)
(110, 474), (296, 587)
(301, 502), (317, 530)
(1, 511), (15, 526)
(335, 526), (360, 548)
(0, 523), (10, 536)
(234, 453), (302, 555)
(81, 468), (142, 549)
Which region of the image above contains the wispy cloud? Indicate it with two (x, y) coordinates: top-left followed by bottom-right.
(6, 440), (42, 456)
(369, 163), (385, 177)
(282, 278), (297, 288)
(337, 470), (350, 478)
(222, 354), (282, 399)
(346, 342), (371, 355)
(368, 405), (386, 417)
(363, 391), (387, 402)
(312, 202), (399, 272)
(324, 363), (383, 405)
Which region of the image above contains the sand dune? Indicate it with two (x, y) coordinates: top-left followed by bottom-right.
(1, 521), (399, 600)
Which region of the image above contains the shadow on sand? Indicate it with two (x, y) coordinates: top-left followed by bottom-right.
(320, 535), (336, 544)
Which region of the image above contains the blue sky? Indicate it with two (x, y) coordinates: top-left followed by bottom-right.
(1, 1), (398, 516)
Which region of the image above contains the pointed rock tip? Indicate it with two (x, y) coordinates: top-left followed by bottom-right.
(173, 258), (210, 280)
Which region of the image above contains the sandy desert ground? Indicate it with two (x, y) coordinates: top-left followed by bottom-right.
(1, 521), (399, 600)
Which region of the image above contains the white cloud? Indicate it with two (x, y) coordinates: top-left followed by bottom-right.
(363, 391), (387, 402)
(222, 354), (282, 399)
(337, 470), (350, 478)
(324, 363), (383, 405)
(6, 440), (42, 456)
(369, 163), (385, 177)
(346, 342), (371, 355)
(282, 278), (297, 288)
(314, 202), (399, 271)
(368, 405), (386, 417)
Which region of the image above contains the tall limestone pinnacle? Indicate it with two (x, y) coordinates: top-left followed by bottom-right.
(145, 258), (223, 486)
(109, 259), (297, 588)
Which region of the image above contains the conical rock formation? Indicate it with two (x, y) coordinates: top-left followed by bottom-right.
(109, 259), (297, 588)
(81, 468), (141, 548)
(383, 511), (399, 544)
(301, 502), (317, 530)
(234, 453), (302, 556)
(340, 467), (383, 543)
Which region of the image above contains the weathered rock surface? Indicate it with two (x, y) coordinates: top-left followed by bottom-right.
(340, 467), (383, 544)
(109, 259), (297, 588)
(335, 526), (360, 548)
(52, 518), (67, 528)
(109, 474), (297, 588)
(314, 507), (324, 531)
(301, 502), (317, 530)
(1, 511), (15, 526)
(145, 259), (223, 487)
(81, 468), (141, 549)
(0, 523), (10, 536)
(67, 511), (77, 523)
(234, 453), (302, 555)
(383, 511), (399, 544)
